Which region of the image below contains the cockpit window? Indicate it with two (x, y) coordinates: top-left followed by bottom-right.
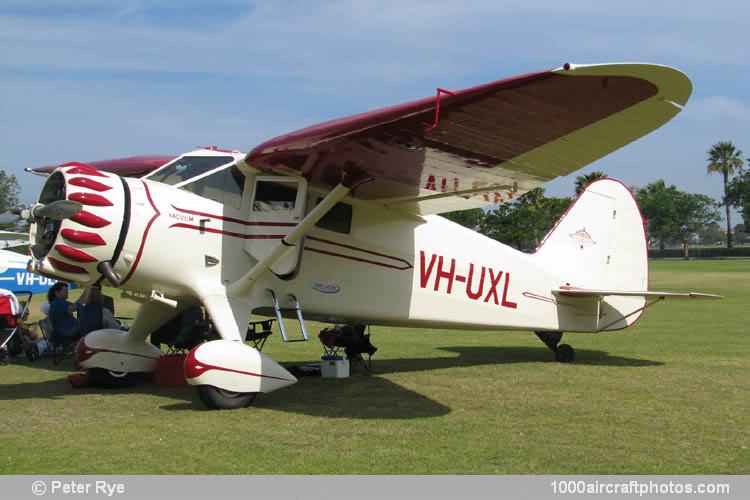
(147, 156), (233, 186)
(180, 165), (246, 209)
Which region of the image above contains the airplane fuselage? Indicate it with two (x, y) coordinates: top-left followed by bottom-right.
(30, 164), (643, 340)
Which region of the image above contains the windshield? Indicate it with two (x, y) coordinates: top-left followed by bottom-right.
(147, 155), (234, 186)
(181, 165), (246, 209)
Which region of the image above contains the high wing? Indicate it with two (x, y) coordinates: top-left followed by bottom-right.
(28, 155), (175, 178)
(247, 62), (691, 214)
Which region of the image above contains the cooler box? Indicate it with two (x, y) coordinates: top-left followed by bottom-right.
(320, 355), (349, 378)
(155, 353), (187, 386)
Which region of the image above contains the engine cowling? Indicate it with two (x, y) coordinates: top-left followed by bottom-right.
(30, 163), (128, 284)
(29, 160), (239, 299)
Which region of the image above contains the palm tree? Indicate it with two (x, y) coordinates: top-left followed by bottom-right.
(707, 141), (744, 248)
(574, 171), (607, 196)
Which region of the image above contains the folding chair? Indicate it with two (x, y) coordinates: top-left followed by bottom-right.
(245, 319), (274, 351)
(39, 317), (76, 365)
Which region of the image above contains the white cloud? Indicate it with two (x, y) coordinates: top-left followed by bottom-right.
(685, 96), (750, 123)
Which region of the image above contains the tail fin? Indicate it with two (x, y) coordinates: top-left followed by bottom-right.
(534, 178), (648, 330)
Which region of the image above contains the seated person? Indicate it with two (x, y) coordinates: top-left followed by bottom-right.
(77, 285), (121, 335)
(150, 306), (206, 350)
(40, 284), (58, 317)
(40, 281), (78, 318)
(48, 282), (81, 340)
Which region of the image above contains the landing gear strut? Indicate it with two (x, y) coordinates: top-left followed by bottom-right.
(535, 331), (575, 363)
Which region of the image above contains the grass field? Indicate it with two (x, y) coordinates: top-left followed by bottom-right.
(1, 260), (748, 474)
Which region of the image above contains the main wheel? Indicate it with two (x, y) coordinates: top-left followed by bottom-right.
(197, 385), (258, 410)
(88, 367), (141, 388)
(555, 344), (575, 363)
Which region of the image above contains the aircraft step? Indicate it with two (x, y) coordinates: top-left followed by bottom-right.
(267, 289), (310, 343)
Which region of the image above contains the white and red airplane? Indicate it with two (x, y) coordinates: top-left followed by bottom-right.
(24, 63), (718, 409)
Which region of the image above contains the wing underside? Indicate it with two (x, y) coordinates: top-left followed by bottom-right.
(247, 63), (692, 214)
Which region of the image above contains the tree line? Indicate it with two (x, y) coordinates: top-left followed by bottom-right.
(445, 141), (750, 256)
(0, 171), (20, 215)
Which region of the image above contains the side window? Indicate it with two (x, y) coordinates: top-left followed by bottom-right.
(252, 181), (298, 215)
(181, 165), (246, 209)
(315, 200), (352, 234)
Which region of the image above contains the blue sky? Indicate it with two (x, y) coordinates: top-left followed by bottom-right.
(1, 0), (749, 215)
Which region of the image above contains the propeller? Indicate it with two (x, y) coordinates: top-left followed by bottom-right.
(1, 200), (83, 225)
(25, 200), (83, 221)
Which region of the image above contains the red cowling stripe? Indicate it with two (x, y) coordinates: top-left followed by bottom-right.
(55, 244), (98, 263)
(63, 162), (108, 177)
(61, 229), (107, 246)
(68, 192), (113, 207)
(70, 210), (111, 228)
(48, 256), (88, 274)
(68, 177), (112, 192)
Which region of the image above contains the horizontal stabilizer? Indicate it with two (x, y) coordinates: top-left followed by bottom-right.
(553, 288), (722, 299)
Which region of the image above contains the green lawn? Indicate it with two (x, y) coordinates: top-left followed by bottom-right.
(649, 258), (750, 273)
(1, 260), (747, 474)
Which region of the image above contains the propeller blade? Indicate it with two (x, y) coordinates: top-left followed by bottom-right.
(31, 200), (83, 220)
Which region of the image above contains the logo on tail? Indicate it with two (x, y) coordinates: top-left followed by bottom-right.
(570, 228), (596, 249)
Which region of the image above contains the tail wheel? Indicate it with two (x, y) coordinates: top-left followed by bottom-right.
(555, 344), (575, 363)
(88, 367), (141, 388)
(197, 385), (258, 410)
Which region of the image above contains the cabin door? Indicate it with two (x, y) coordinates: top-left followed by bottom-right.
(245, 176), (307, 276)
